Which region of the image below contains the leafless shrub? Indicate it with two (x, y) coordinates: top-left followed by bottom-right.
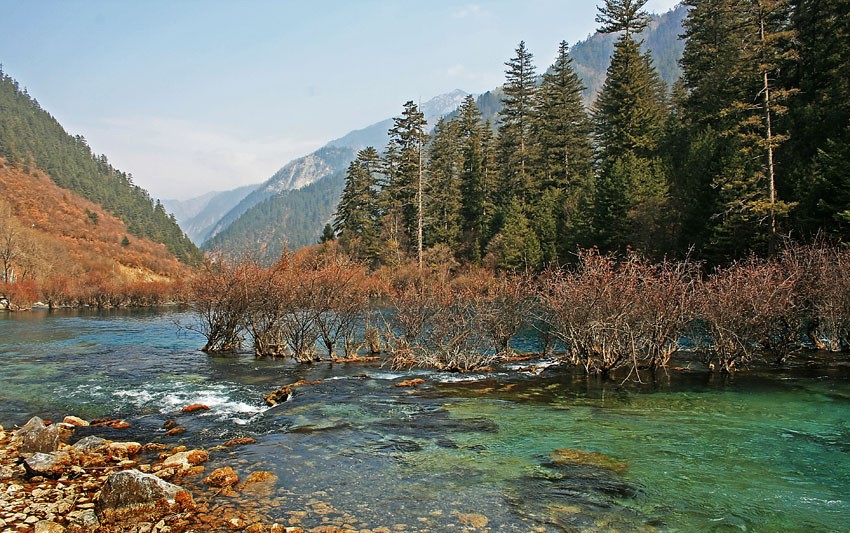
(243, 256), (291, 357)
(189, 256), (249, 352)
(538, 250), (696, 375)
(697, 256), (800, 372)
(784, 240), (850, 352)
(312, 256), (371, 358)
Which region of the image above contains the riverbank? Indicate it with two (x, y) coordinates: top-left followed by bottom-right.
(0, 415), (402, 533)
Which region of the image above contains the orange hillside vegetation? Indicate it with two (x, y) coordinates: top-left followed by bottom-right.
(0, 156), (192, 284)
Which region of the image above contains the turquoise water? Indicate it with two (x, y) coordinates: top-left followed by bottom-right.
(1, 308), (849, 531)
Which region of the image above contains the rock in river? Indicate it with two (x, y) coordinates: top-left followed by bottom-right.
(203, 466), (239, 487)
(264, 385), (293, 406)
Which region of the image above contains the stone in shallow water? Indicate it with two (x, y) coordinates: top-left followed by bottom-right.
(550, 448), (628, 474)
(73, 435), (107, 452)
(264, 386), (293, 406)
(457, 512), (489, 529)
(204, 466), (239, 487)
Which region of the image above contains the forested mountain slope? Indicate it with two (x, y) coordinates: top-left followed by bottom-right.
(0, 67), (201, 264)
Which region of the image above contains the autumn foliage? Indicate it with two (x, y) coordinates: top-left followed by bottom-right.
(0, 157), (189, 309)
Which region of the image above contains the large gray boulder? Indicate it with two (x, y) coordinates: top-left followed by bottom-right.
(17, 416), (60, 455)
(24, 451), (71, 478)
(95, 469), (193, 523)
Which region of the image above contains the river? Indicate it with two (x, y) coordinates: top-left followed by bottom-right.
(1, 308), (849, 531)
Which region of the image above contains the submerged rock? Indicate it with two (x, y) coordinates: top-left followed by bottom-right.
(550, 448), (628, 474)
(457, 512), (489, 529)
(203, 466), (239, 487)
(395, 378), (426, 387)
(223, 437), (256, 447)
(17, 416), (60, 455)
(95, 469), (193, 523)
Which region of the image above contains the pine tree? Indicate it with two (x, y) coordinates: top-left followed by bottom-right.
(455, 96), (492, 261)
(680, 0), (797, 258)
(786, 0), (850, 239)
(381, 101), (428, 265)
(534, 41), (593, 193)
(533, 40), (595, 261)
(592, 0), (669, 255)
(424, 117), (462, 249)
(334, 147), (381, 261)
(484, 200), (542, 272)
(497, 41), (538, 208)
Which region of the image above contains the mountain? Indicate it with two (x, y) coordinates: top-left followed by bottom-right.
(1, 156), (191, 284)
(0, 67), (201, 265)
(203, 90), (469, 253)
(204, 170), (347, 258)
(163, 183), (258, 244)
(203, 6), (686, 256)
(571, 4), (688, 104)
(203, 145), (356, 243)
(328, 89), (469, 152)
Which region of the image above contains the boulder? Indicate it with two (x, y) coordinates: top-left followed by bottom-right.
(62, 416), (89, 427)
(95, 469), (193, 523)
(162, 449), (208, 471)
(24, 451), (72, 478)
(264, 386), (292, 406)
(203, 466), (239, 487)
(107, 441), (142, 459)
(73, 435), (108, 452)
(182, 403), (210, 413)
(17, 416), (60, 455)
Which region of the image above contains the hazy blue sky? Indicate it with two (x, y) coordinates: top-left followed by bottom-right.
(1, 0), (680, 200)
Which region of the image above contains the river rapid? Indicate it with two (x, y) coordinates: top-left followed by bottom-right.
(1, 308), (849, 531)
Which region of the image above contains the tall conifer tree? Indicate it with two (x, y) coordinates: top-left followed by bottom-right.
(334, 147), (382, 263)
(497, 41), (538, 208)
(592, 0), (670, 256)
(424, 118), (462, 250)
(382, 101), (428, 263)
(533, 41), (595, 260)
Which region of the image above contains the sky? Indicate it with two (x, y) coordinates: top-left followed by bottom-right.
(0, 0), (680, 201)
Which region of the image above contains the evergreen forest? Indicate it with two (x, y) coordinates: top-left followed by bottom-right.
(0, 67), (202, 265)
(333, 0), (850, 270)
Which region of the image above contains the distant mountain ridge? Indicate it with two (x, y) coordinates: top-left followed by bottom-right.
(163, 183), (258, 244)
(199, 6), (686, 255)
(202, 90), (469, 253)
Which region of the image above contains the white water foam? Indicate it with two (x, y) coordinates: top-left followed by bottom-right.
(110, 382), (269, 425)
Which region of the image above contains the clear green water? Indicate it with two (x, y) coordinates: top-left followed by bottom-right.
(1, 308), (849, 531)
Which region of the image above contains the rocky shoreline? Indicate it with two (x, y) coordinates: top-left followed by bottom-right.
(0, 414), (412, 533)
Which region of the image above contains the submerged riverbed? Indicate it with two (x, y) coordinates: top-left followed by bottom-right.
(1, 308), (849, 531)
